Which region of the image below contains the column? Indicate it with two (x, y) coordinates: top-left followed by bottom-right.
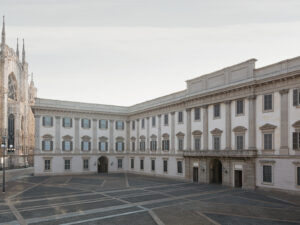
(146, 117), (150, 153)
(279, 89), (289, 154)
(92, 119), (97, 153)
(186, 109), (192, 151)
(34, 115), (40, 153)
(74, 118), (80, 153)
(109, 120), (114, 153)
(136, 119), (140, 152)
(203, 105), (208, 150)
(171, 112), (175, 154)
(55, 116), (61, 153)
(248, 95), (257, 150)
(157, 115), (161, 154)
(225, 101), (232, 150)
(126, 120), (130, 153)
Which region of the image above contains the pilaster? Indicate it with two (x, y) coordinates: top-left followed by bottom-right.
(146, 117), (150, 153)
(34, 115), (40, 153)
(74, 118), (80, 153)
(126, 120), (130, 153)
(92, 118), (97, 153)
(279, 89), (289, 154)
(225, 101), (232, 150)
(55, 116), (61, 153)
(186, 108), (192, 150)
(171, 112), (175, 154)
(203, 105), (208, 150)
(136, 119), (140, 152)
(248, 95), (256, 150)
(109, 120), (114, 153)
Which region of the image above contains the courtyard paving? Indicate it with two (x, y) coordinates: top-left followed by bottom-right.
(0, 173), (300, 225)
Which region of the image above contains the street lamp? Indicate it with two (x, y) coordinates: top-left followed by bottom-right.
(1, 136), (6, 193)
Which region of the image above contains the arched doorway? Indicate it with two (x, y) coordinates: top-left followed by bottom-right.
(98, 156), (108, 173)
(210, 159), (222, 184)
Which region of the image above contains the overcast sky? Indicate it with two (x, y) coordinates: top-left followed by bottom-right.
(1, 0), (300, 106)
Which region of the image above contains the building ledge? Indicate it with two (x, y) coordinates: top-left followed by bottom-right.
(183, 149), (258, 158)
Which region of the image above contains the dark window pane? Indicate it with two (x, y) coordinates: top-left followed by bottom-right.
(263, 165), (272, 183)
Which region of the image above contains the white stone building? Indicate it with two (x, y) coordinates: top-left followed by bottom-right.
(32, 56), (300, 193)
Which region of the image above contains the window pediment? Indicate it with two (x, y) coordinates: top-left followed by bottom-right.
(210, 128), (223, 135)
(150, 134), (157, 139)
(176, 132), (185, 137)
(81, 135), (91, 141)
(99, 136), (108, 141)
(62, 135), (73, 140)
(259, 123), (277, 130)
(192, 130), (202, 136)
(42, 134), (53, 139)
(292, 120), (300, 129)
(140, 135), (146, 140)
(232, 126), (247, 133)
(130, 136), (136, 141)
(162, 133), (170, 139)
(116, 136), (124, 141)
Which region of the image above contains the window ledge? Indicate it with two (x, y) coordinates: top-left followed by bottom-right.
(261, 182), (274, 186)
(263, 109), (274, 113)
(261, 149), (275, 155)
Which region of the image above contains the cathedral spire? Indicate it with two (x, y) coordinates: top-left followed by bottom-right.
(30, 72), (34, 86)
(1, 16), (5, 46)
(22, 38), (26, 64)
(16, 38), (19, 58)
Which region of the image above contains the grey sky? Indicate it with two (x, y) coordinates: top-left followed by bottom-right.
(1, 0), (300, 106)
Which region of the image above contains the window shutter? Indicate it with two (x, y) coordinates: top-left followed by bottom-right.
(62, 141), (65, 150)
(293, 89), (298, 106)
(106, 142), (108, 151)
(70, 141), (73, 151)
(81, 119), (83, 128)
(70, 119), (73, 128)
(62, 118), (65, 127)
(98, 142), (101, 150)
(51, 117), (53, 126)
(106, 120), (108, 129)
(293, 132), (298, 150)
(122, 142), (124, 151)
(42, 117), (45, 126)
(115, 142), (118, 151)
(89, 142), (91, 150)
(115, 122), (118, 130)
(81, 141), (83, 150)
(42, 141), (45, 150)
(88, 120), (91, 128)
(50, 141), (53, 150)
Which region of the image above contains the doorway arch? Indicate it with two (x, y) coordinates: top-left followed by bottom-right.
(98, 156), (108, 173)
(210, 159), (222, 184)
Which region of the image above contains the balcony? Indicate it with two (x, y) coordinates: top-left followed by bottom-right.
(183, 149), (257, 158)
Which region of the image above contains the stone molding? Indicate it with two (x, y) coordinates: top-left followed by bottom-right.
(259, 123), (277, 130)
(192, 130), (202, 136)
(232, 126), (247, 133)
(210, 128), (223, 135)
(176, 132), (185, 137)
(292, 120), (300, 128)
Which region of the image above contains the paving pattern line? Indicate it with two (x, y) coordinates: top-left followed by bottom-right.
(60, 209), (147, 225)
(6, 198), (27, 225)
(200, 210), (300, 224)
(100, 179), (106, 188)
(194, 211), (221, 225)
(148, 209), (165, 225)
(63, 177), (73, 185)
(124, 173), (130, 187)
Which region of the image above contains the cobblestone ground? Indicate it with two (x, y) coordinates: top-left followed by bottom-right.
(0, 173), (300, 225)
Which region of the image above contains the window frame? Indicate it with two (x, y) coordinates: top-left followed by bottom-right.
(99, 119), (108, 129)
(62, 117), (72, 128)
(42, 116), (53, 127)
(140, 159), (144, 170)
(213, 104), (221, 119)
(64, 159), (71, 171)
(117, 158), (123, 169)
(194, 107), (201, 121)
(164, 114), (169, 126)
(131, 158), (134, 169)
(263, 93), (274, 113)
(178, 111), (183, 123)
(236, 99), (244, 116)
(151, 159), (155, 171)
(177, 160), (183, 174)
(83, 159), (89, 170)
(262, 164), (273, 184)
(163, 159), (168, 173)
(213, 136), (221, 150)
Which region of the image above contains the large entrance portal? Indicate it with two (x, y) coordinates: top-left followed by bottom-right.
(234, 170), (243, 187)
(98, 156), (108, 173)
(210, 159), (222, 184)
(193, 167), (199, 182)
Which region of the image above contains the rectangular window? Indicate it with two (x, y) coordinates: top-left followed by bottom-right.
(45, 159), (51, 170)
(83, 159), (89, 170)
(177, 161), (183, 174)
(64, 159), (71, 170)
(99, 120), (108, 129)
(214, 104), (220, 118)
(195, 138), (201, 150)
(131, 158), (134, 169)
(297, 167), (300, 186)
(178, 139), (184, 151)
(213, 136), (220, 150)
(151, 159), (155, 171)
(44, 159), (51, 171)
(152, 116), (156, 127)
(178, 111), (183, 123)
(140, 141), (145, 151)
(63, 117), (72, 128)
(150, 140), (157, 151)
(194, 107), (200, 120)
(293, 132), (300, 150)
(162, 140), (169, 151)
(43, 116), (53, 127)
(264, 94), (273, 111)
(116, 121), (124, 130)
(163, 160), (168, 172)
(164, 114), (169, 125)
(132, 121), (135, 130)
(132, 142), (135, 151)
(82, 141), (90, 151)
(236, 100), (244, 115)
(63, 141), (72, 151)
(293, 89), (300, 106)
(142, 119), (145, 129)
(264, 133), (273, 150)
(140, 159), (144, 170)
(263, 165), (272, 183)
(42, 140), (53, 151)
(99, 142), (107, 151)
(236, 135), (244, 150)
(116, 142), (124, 151)
(118, 159), (123, 169)
(82, 118), (90, 128)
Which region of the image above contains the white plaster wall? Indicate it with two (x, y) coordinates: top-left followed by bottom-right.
(149, 115), (158, 139)
(208, 104), (226, 150)
(175, 110), (187, 151)
(161, 113), (171, 137)
(79, 118), (93, 140)
(288, 89), (300, 155)
(256, 158), (300, 191)
(61, 117), (75, 138)
(256, 92), (280, 153)
(231, 99), (249, 149)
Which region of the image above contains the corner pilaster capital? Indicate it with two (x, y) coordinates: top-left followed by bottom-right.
(202, 104), (209, 109)
(225, 100), (232, 105)
(75, 117), (80, 121)
(279, 89), (289, 95)
(171, 112), (175, 115)
(158, 114), (161, 118)
(55, 116), (61, 119)
(92, 118), (97, 122)
(185, 108), (192, 112)
(136, 119), (140, 122)
(247, 95), (256, 100)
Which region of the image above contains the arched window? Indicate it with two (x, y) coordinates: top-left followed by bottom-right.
(8, 114), (15, 147)
(8, 74), (17, 100)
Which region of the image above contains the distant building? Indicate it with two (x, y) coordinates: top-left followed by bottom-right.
(0, 17), (37, 167)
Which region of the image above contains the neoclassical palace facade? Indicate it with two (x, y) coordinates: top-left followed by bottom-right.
(32, 55), (300, 193)
(0, 18), (37, 167)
